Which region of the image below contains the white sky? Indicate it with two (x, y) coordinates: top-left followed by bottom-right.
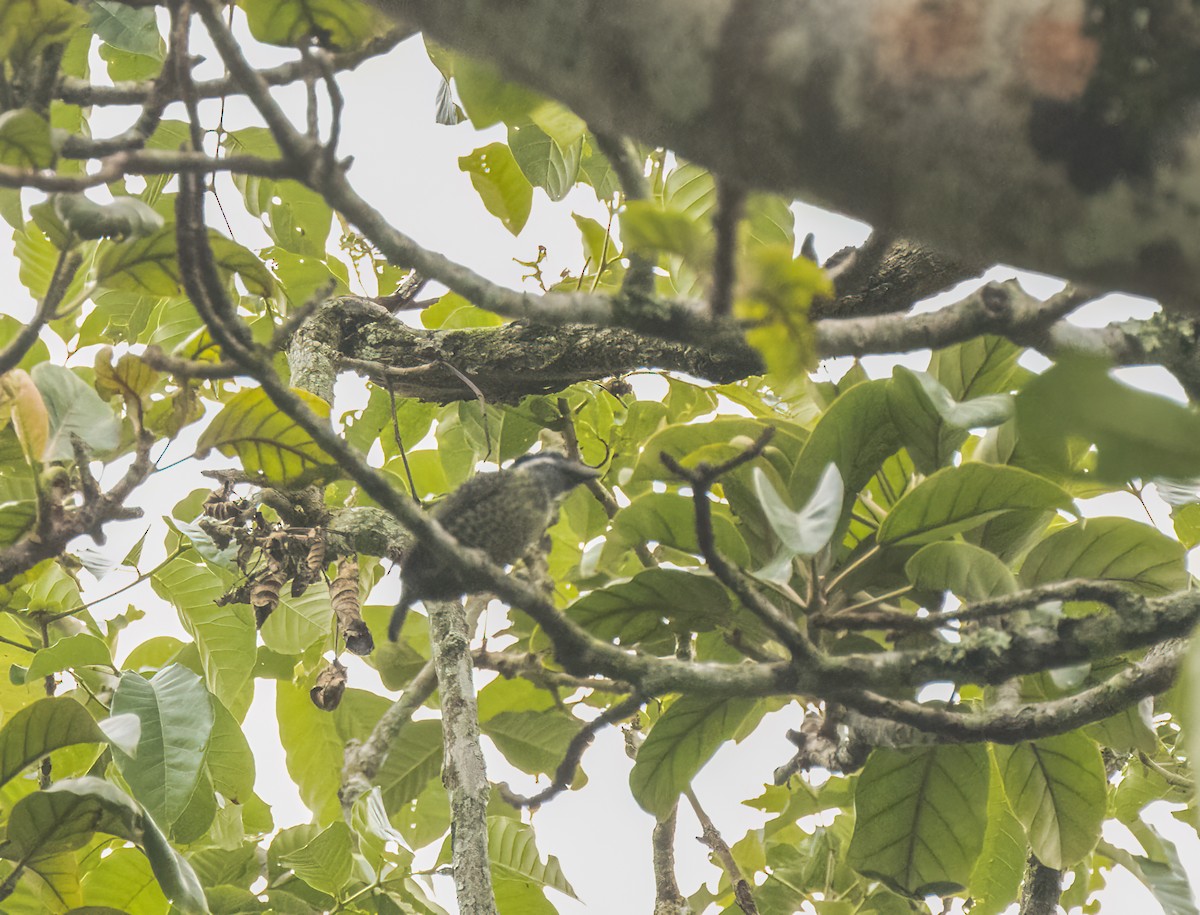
(1, 13), (1196, 914)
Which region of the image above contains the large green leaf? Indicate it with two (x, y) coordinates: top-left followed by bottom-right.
(224, 127), (333, 257)
(54, 193), (164, 240)
(847, 745), (990, 896)
(94, 226), (273, 297)
(996, 732), (1106, 869)
(789, 379), (902, 521)
(90, 0), (161, 55)
(905, 541), (1018, 600)
(31, 364), (121, 461)
(376, 718), (442, 811)
(603, 492), (751, 569)
(888, 366), (1012, 475)
(79, 846), (169, 914)
(966, 753), (1028, 915)
(453, 53), (543, 128)
(277, 821), (354, 896)
(151, 557), (255, 711)
(1017, 355), (1200, 482)
(0, 315), (50, 371)
(629, 417), (805, 485)
(0, 697), (106, 790)
(753, 463), (843, 558)
(629, 694), (763, 818)
(928, 335), (1022, 401)
(567, 568), (731, 646)
(619, 201), (708, 260)
(206, 699), (255, 803)
(878, 463), (1074, 546)
(459, 143), (533, 235)
(23, 632), (114, 682)
(483, 709), (580, 777)
(488, 817), (578, 914)
(0, 777), (208, 914)
(0, 109), (55, 169)
(508, 121), (582, 202)
(1020, 516), (1188, 595)
(110, 665), (215, 835)
(239, 0), (390, 50)
(196, 386), (338, 485)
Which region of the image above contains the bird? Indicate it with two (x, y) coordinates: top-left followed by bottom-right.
(388, 452), (599, 641)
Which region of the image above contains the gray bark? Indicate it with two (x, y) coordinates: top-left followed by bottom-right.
(372, 0), (1200, 311)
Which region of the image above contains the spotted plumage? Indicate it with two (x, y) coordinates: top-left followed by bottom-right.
(388, 453), (599, 640)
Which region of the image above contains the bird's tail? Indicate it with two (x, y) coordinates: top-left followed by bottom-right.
(388, 596), (411, 642)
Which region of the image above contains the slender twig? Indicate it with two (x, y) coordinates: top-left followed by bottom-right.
(498, 692), (644, 809)
(684, 787), (759, 914)
(660, 429), (821, 663)
(386, 385), (419, 501)
(45, 546), (189, 623)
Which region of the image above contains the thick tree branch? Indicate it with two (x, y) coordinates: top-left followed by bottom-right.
(369, 0), (1200, 310)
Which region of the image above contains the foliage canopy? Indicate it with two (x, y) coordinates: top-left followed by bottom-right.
(0, 2), (1198, 914)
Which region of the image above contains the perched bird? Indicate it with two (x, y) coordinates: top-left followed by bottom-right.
(388, 453), (599, 640)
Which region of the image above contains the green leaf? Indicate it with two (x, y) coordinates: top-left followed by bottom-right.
(224, 127), (333, 257)
(94, 226), (274, 298)
(0, 315), (50, 371)
(753, 463), (843, 558)
(996, 732), (1106, 869)
(484, 709), (581, 777)
(30, 363), (121, 461)
(376, 718), (442, 810)
(904, 542), (1018, 600)
(735, 245), (829, 379)
(453, 55), (542, 129)
(966, 753), (1028, 915)
(0, 109), (55, 168)
(80, 846), (169, 914)
(889, 366), (1012, 474)
(421, 291), (504, 329)
(0, 697), (106, 790)
(604, 491), (751, 569)
(847, 745), (989, 896)
(110, 665), (215, 834)
(878, 463), (1075, 546)
(278, 821), (354, 896)
(0, 0), (89, 66)
(1173, 502), (1200, 550)
(206, 699), (255, 803)
(196, 386), (338, 485)
(489, 816), (578, 913)
(90, 0), (162, 55)
(151, 558), (255, 710)
(568, 568), (732, 646)
(509, 122), (582, 202)
(578, 138), (620, 200)
(459, 143), (534, 235)
(24, 633), (113, 681)
(928, 335), (1022, 401)
(629, 417), (801, 484)
(620, 201), (707, 260)
(239, 0), (390, 50)
(54, 193), (165, 240)
(1020, 516), (1188, 595)
(0, 776), (208, 914)
(629, 694), (763, 818)
(789, 378), (901, 518)
(1017, 354), (1200, 482)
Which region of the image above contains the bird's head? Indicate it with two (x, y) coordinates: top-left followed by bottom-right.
(509, 452), (600, 496)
